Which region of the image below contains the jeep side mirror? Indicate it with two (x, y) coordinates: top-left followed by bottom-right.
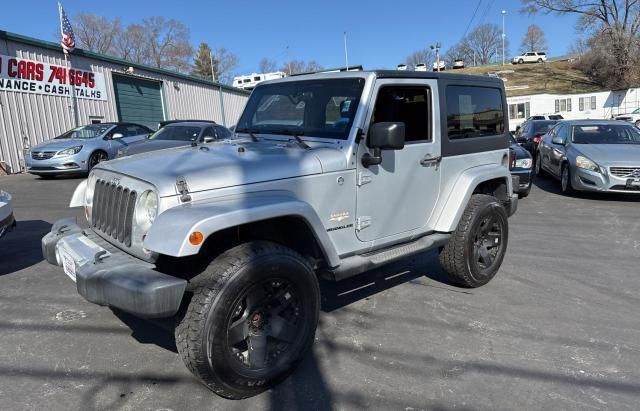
(203, 136), (215, 143)
(362, 122), (405, 168)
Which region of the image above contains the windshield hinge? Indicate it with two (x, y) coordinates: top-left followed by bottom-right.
(356, 216), (371, 231)
(176, 176), (191, 202)
(357, 172), (372, 187)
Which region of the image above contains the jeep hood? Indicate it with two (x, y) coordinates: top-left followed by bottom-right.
(98, 141), (347, 197)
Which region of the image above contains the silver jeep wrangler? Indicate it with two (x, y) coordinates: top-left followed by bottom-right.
(43, 71), (518, 399)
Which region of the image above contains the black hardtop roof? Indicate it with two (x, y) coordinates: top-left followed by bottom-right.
(373, 70), (505, 85)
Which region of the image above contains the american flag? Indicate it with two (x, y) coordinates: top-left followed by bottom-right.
(58, 2), (75, 54)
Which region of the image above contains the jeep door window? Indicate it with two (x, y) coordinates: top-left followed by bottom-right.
(148, 126), (202, 141)
(371, 86), (431, 142)
(236, 78), (365, 139)
(446, 85), (504, 139)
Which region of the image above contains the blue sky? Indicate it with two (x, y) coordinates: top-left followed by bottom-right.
(1, 0), (579, 75)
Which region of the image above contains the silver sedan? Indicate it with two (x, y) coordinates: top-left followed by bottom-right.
(535, 120), (640, 195)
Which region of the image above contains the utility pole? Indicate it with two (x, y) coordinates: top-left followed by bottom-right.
(430, 42), (441, 71)
(502, 10), (507, 66)
(343, 31), (349, 70)
(210, 51), (226, 127)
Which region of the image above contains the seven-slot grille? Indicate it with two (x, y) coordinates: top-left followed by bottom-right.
(31, 151), (56, 160)
(610, 167), (640, 178)
(91, 179), (137, 247)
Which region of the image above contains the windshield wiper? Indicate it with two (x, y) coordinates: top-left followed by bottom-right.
(271, 129), (310, 149)
(235, 128), (259, 142)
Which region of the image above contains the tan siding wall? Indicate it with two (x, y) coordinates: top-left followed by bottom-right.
(0, 38), (248, 173)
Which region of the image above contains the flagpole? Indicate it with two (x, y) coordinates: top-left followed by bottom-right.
(59, 2), (78, 127)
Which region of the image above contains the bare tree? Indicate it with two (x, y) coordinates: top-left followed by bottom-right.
(520, 24), (547, 52)
(113, 24), (148, 64)
(73, 13), (121, 54)
(304, 60), (324, 72)
(522, 0), (640, 87)
(463, 24), (508, 65)
(259, 58), (278, 73)
(443, 43), (473, 67)
(405, 48), (435, 68)
(142, 17), (193, 72)
(212, 47), (239, 84)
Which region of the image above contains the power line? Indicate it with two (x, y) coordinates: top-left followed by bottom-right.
(477, 0), (496, 27)
(462, 0), (483, 40)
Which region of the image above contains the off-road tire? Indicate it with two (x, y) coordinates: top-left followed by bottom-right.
(175, 241), (320, 399)
(439, 194), (509, 288)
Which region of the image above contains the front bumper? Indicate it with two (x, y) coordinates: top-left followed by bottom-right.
(507, 176), (519, 217)
(510, 169), (533, 193)
(42, 218), (187, 318)
(0, 213), (16, 239)
(25, 153), (88, 175)
(571, 165), (640, 194)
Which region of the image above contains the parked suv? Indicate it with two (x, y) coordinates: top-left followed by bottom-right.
(512, 51), (547, 64)
(42, 71), (518, 399)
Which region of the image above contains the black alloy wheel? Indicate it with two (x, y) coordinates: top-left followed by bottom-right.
(472, 214), (505, 271)
(88, 151), (108, 170)
(226, 278), (305, 373)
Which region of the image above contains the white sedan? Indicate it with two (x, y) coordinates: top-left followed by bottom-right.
(0, 190), (15, 239)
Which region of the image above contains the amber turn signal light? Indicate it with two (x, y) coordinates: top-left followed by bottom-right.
(189, 231), (204, 245)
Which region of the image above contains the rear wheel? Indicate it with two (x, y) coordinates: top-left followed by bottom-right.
(439, 194), (508, 288)
(175, 241), (320, 399)
(561, 164), (576, 195)
(88, 151), (108, 171)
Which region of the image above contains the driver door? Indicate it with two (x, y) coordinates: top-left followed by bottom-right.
(355, 80), (441, 242)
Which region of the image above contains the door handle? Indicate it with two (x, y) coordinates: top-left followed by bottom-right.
(420, 154), (442, 167)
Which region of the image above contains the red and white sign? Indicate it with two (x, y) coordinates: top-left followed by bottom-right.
(0, 54), (107, 101)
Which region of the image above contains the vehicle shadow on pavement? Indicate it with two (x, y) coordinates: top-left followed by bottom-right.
(0, 220), (51, 275)
(111, 309), (178, 353)
(533, 175), (640, 202)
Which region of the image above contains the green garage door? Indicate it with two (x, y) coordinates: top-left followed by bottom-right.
(113, 74), (165, 129)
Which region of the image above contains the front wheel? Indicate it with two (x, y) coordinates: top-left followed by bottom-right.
(175, 241), (320, 399)
(439, 194), (509, 288)
(561, 164), (576, 196)
(537, 58), (543, 63)
(634, 120), (640, 128)
(88, 151), (108, 171)
(518, 58), (524, 64)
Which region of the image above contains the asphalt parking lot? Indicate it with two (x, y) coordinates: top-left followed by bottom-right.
(1, 173), (639, 410)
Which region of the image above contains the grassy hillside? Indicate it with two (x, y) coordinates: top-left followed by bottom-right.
(454, 60), (605, 96)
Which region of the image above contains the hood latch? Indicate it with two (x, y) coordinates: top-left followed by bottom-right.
(176, 176), (192, 202)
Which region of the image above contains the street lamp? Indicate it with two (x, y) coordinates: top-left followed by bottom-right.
(501, 10), (507, 66)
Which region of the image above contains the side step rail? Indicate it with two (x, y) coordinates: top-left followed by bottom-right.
(326, 233), (451, 281)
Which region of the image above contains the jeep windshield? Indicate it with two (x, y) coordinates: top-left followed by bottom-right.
(54, 124), (113, 139)
(236, 78), (365, 140)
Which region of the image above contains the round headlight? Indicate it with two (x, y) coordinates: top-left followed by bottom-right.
(136, 190), (158, 229)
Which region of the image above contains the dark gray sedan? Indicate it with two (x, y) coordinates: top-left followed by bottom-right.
(535, 120), (640, 195)
(117, 121), (232, 158)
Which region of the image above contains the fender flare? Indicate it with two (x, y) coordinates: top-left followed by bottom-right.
(433, 165), (511, 233)
(144, 191), (341, 268)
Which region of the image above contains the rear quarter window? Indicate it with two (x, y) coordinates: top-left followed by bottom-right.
(445, 85), (505, 140)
